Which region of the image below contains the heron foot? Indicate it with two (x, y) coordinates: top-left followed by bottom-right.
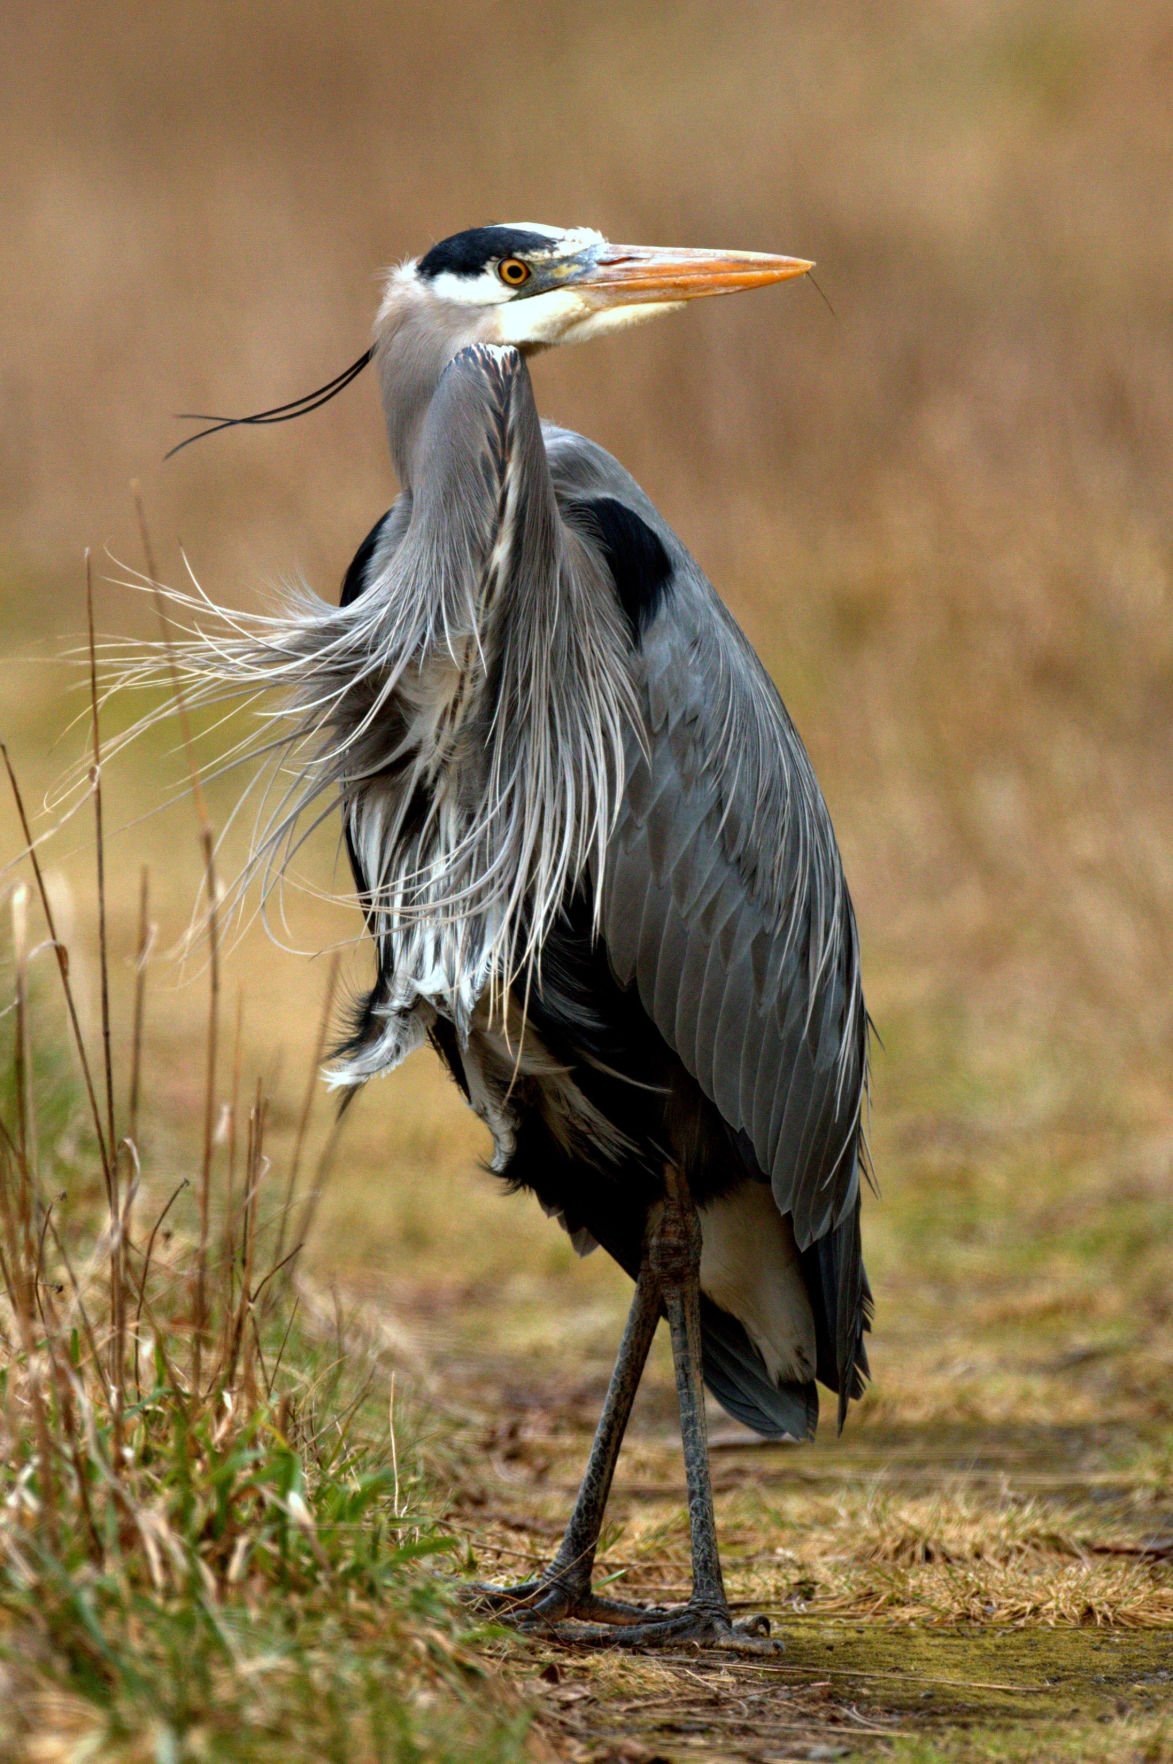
(463, 1575), (675, 1627)
(528, 1603), (780, 1653)
(461, 1577), (549, 1616)
(469, 1582), (781, 1652)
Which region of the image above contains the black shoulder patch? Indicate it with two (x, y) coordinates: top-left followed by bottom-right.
(418, 226), (556, 280)
(570, 497), (673, 641)
(340, 509), (391, 607)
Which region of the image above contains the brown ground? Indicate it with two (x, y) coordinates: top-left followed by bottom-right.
(320, 1130), (1171, 1764)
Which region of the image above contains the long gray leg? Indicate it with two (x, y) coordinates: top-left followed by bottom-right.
(546, 1263), (662, 1596)
(659, 1166), (727, 1617)
(547, 1167), (778, 1650)
(470, 1167), (779, 1649)
(468, 1262), (667, 1623)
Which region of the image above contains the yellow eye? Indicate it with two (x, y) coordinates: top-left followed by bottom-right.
(497, 257), (531, 287)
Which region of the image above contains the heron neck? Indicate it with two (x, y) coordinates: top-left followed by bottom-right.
(375, 294), (488, 488)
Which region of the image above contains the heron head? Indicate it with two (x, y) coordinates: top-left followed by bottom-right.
(165, 222), (813, 465)
(387, 222), (813, 352)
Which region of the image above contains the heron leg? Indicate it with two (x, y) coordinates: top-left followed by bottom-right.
(518, 1168), (780, 1651)
(466, 1259), (669, 1624)
(544, 1260), (664, 1601)
(658, 1164), (726, 1615)
(473, 1169), (780, 1650)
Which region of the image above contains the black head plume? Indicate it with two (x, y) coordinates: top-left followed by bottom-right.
(166, 346), (375, 460)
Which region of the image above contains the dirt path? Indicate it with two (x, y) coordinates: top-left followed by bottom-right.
(349, 1270), (1172, 1764)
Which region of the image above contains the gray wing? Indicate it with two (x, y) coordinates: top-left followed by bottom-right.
(547, 429), (872, 1414)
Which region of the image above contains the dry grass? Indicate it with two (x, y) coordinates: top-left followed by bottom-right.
(2, 1), (1171, 1759)
(0, 737), (533, 1763)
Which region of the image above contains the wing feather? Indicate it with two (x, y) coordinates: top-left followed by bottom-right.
(569, 462), (871, 1406)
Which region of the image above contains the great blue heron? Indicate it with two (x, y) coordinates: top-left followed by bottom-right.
(167, 222), (872, 1651)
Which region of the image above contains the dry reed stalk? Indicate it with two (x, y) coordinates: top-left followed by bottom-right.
(86, 552), (124, 1461)
(85, 552), (117, 1189)
(242, 1083), (267, 1402)
(273, 949), (340, 1278)
(2, 745), (112, 1180)
(113, 1138), (141, 1436)
(223, 1080), (266, 1395)
(7, 888), (36, 1280)
(10, 883), (34, 1176)
(127, 865), (151, 1148)
(133, 483), (220, 1398)
(291, 1110), (345, 1274)
(131, 1175), (188, 1401)
(221, 990), (245, 1332)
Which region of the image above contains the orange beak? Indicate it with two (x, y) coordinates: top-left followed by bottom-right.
(573, 243), (813, 305)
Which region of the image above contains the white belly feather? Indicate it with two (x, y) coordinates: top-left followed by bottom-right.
(699, 1182), (816, 1386)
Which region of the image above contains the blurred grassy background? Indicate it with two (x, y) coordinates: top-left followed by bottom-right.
(3, 0), (1169, 1263)
(4, 0), (1170, 1067)
(2, 1), (1171, 1755)
(4, 0), (1171, 1363)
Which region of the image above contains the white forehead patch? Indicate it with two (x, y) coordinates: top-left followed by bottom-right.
(496, 220), (562, 239)
(495, 222), (605, 252)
